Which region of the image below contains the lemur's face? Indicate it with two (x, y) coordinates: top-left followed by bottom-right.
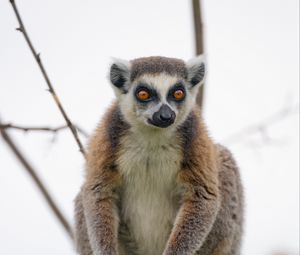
(109, 56), (205, 131)
(124, 74), (195, 129)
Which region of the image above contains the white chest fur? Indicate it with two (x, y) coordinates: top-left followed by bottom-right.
(117, 131), (182, 255)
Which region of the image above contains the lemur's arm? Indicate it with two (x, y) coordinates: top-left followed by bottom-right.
(80, 103), (124, 255)
(163, 188), (219, 255)
(82, 177), (120, 255)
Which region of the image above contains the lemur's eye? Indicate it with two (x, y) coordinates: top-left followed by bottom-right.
(136, 90), (151, 101)
(173, 89), (185, 100)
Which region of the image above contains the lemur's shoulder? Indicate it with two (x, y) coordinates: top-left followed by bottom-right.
(178, 107), (216, 163)
(216, 144), (236, 166)
(215, 143), (242, 182)
(175, 107), (220, 199)
(85, 102), (129, 182)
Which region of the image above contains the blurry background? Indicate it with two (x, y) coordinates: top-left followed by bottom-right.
(0, 0), (299, 254)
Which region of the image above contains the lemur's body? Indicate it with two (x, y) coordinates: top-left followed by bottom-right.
(75, 57), (244, 255)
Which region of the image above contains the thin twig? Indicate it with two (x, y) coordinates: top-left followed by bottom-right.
(0, 123), (89, 138)
(0, 120), (74, 240)
(9, 0), (86, 157)
(223, 104), (299, 145)
(192, 0), (205, 108)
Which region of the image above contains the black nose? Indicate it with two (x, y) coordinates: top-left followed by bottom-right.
(148, 104), (176, 128)
(160, 110), (172, 121)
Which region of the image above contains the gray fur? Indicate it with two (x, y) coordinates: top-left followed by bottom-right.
(197, 145), (244, 255)
(130, 56), (188, 81)
(74, 191), (93, 255)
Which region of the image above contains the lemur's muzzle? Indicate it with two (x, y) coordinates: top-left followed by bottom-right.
(149, 104), (176, 128)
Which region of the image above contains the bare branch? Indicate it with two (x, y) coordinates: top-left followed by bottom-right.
(0, 119), (74, 240)
(9, 0), (86, 157)
(223, 104), (299, 145)
(0, 123), (89, 138)
(192, 0), (205, 108)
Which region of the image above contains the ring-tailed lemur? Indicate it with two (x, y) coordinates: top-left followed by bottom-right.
(75, 56), (244, 255)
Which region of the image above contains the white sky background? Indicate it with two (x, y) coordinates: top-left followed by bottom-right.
(0, 0), (299, 254)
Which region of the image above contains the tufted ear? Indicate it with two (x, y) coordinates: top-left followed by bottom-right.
(186, 55), (206, 87)
(109, 59), (131, 93)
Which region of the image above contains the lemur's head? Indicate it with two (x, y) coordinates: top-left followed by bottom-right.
(109, 56), (205, 131)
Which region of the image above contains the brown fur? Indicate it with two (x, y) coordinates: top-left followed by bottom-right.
(130, 56), (188, 81)
(75, 102), (243, 255)
(75, 104), (126, 255)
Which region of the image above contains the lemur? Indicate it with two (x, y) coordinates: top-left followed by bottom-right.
(75, 56), (244, 255)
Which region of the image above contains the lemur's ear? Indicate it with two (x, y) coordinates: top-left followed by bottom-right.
(186, 55), (206, 87)
(109, 59), (131, 93)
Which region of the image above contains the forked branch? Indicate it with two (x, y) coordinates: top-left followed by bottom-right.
(223, 104), (299, 145)
(0, 123), (89, 138)
(0, 121), (74, 240)
(9, 0), (86, 157)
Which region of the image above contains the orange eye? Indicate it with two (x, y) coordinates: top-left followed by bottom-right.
(173, 90), (185, 100)
(137, 90), (150, 101)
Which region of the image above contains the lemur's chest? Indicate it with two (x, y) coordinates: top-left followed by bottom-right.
(117, 136), (182, 255)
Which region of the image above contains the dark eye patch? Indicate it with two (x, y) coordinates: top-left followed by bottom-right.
(167, 82), (186, 103)
(135, 83), (158, 103)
